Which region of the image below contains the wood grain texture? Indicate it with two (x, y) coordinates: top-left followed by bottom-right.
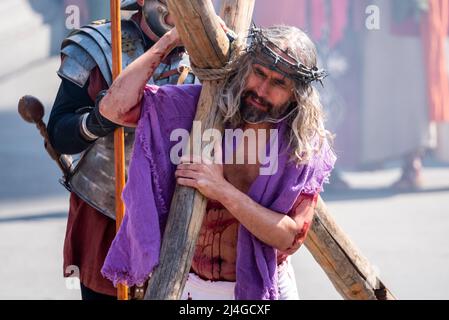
(166, 0), (229, 68)
(220, 0), (255, 38)
(144, 0), (255, 300)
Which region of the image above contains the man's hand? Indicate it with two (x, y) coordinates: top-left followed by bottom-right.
(175, 154), (230, 202)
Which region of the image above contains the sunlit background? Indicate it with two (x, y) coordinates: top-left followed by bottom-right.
(0, 0), (448, 299)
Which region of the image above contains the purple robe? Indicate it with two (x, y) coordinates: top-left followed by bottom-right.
(101, 84), (336, 300)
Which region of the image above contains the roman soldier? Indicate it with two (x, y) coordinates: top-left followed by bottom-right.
(43, 0), (194, 300)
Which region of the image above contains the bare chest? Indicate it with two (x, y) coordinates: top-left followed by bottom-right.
(223, 163), (260, 194)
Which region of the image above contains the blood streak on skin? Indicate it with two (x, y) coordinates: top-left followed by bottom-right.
(282, 193), (318, 255)
(291, 221), (310, 248)
(121, 51), (167, 124)
(192, 201), (238, 281)
(153, 48), (171, 65)
(218, 219), (223, 278)
(216, 209), (224, 278)
(195, 207), (216, 279)
(146, 63), (158, 78)
(116, 77), (149, 125)
(209, 211), (215, 278)
(211, 208), (226, 279)
(119, 102), (141, 125)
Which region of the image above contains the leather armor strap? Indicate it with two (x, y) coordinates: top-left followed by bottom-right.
(177, 66), (192, 85)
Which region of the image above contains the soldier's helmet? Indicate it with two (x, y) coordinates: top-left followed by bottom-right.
(120, 0), (172, 38)
(121, 0), (140, 10)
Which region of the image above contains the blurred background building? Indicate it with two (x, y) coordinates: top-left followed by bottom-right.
(253, 0), (449, 191)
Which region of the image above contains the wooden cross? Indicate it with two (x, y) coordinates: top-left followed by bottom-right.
(144, 0), (252, 300)
(139, 0), (395, 301)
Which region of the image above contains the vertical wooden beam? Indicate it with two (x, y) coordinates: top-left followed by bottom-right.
(219, 0), (255, 37)
(144, 0), (255, 300)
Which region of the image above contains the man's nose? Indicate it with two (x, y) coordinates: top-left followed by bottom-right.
(255, 79), (270, 99)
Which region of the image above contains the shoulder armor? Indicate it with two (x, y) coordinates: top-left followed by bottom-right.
(58, 19), (146, 87)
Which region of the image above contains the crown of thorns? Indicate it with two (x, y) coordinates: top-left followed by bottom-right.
(246, 26), (328, 85)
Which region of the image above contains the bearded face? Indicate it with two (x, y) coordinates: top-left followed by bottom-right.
(240, 89), (294, 124)
(239, 64), (296, 124)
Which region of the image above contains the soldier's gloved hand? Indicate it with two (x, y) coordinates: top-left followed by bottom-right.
(79, 90), (119, 141)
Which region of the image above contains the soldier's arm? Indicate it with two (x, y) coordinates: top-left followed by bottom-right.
(47, 68), (119, 155)
(99, 28), (181, 127)
(47, 77), (94, 155)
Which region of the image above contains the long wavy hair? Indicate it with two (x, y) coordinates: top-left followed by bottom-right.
(217, 25), (332, 164)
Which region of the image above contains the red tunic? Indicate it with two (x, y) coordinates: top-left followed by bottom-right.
(62, 66), (117, 296)
(63, 193), (117, 296)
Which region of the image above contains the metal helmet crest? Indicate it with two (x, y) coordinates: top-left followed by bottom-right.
(143, 0), (172, 38)
(120, 0), (139, 11)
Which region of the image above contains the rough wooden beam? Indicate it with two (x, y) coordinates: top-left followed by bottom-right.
(144, 0), (255, 300)
(305, 197), (396, 300)
(219, 0), (255, 38)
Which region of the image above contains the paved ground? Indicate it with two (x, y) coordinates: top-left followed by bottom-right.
(295, 168), (449, 300)
(0, 39), (448, 300)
